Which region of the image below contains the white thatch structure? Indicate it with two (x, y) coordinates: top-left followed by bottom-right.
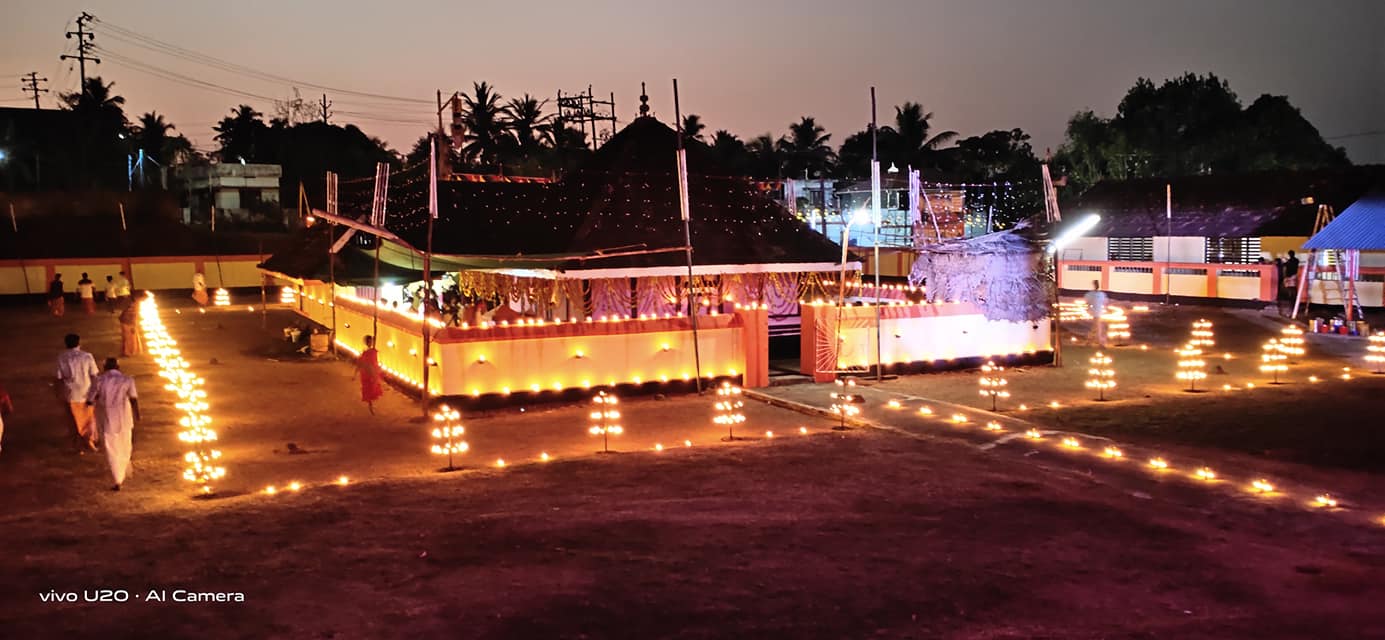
(908, 222), (1051, 322)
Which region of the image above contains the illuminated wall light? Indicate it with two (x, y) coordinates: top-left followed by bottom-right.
(1061, 437), (1081, 449)
(984, 421), (1003, 431)
(1102, 446), (1123, 458)
(476, 354), (487, 364)
(337, 475), (350, 486)
(574, 349), (585, 359)
(1315, 494), (1338, 508)
(1251, 479), (1275, 493)
(287, 481), (303, 492)
(1148, 457), (1169, 470)
(1025, 429), (1042, 440)
(1194, 467), (1217, 481)
(660, 343), (672, 352)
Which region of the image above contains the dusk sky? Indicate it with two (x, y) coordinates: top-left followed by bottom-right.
(3, 0), (1382, 163)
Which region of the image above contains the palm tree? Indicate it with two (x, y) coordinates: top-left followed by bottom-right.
(213, 104), (267, 162)
(778, 117), (835, 176)
(59, 77), (130, 188)
(709, 130), (748, 174)
(134, 112), (173, 165)
(459, 81), (509, 169)
(506, 94), (553, 153)
(894, 102), (956, 169)
(746, 133), (786, 178)
(680, 114), (706, 145)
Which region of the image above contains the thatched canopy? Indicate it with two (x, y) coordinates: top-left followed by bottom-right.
(908, 222), (1051, 322)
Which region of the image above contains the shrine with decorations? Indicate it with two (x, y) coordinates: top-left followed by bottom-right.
(260, 93), (1055, 401)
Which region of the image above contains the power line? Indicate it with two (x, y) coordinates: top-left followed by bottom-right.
(1323, 130), (1385, 141)
(91, 17), (431, 106)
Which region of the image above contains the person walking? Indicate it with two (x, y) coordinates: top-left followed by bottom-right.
(47, 273), (65, 317)
(1084, 279), (1109, 348)
(55, 333), (100, 451)
(77, 273), (97, 315)
(87, 358), (139, 491)
(352, 335), (384, 415)
(104, 275), (118, 312)
(119, 295), (143, 357)
(1283, 250), (1301, 305)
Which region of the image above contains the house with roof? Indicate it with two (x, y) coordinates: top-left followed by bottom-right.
(1057, 168), (1385, 304)
(262, 107), (1052, 399)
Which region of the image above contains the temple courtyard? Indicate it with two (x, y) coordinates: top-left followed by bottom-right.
(2, 299), (1385, 638)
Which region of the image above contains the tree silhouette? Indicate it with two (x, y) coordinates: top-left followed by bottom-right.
(458, 81), (509, 170)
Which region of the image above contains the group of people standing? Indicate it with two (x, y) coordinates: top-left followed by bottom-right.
(47, 271), (132, 317)
(54, 333), (141, 491)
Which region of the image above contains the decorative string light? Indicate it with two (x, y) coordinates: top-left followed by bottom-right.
(1366, 332), (1385, 374)
(1189, 319), (1214, 348)
(1278, 325), (1306, 362)
(1148, 457), (1169, 470)
(588, 391), (623, 453)
(1194, 467), (1217, 481)
(1061, 437), (1081, 449)
(141, 294), (226, 495)
(1315, 494), (1338, 508)
(429, 404), (468, 471)
(1260, 339), (1288, 384)
(278, 286), (296, 305)
(1103, 307), (1131, 345)
(1085, 351), (1116, 401)
(1175, 343), (1206, 392)
(1102, 446), (1123, 458)
(977, 360), (1009, 411)
(1251, 479), (1275, 493)
(714, 382), (746, 441)
(212, 288), (231, 306)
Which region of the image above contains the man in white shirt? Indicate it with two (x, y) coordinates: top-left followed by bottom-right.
(104, 275), (117, 312)
(56, 333), (100, 451)
(87, 358), (140, 490)
(113, 271), (132, 306)
(77, 273), (97, 315)
(1083, 280), (1110, 348)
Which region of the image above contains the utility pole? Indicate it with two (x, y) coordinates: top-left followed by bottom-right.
(319, 93), (332, 123)
(60, 12), (100, 97)
(21, 72), (49, 109)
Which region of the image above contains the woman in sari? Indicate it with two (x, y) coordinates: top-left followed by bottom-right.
(118, 295), (143, 357)
(353, 335), (384, 414)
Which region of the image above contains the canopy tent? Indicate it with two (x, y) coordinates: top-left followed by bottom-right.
(1303, 192), (1385, 251)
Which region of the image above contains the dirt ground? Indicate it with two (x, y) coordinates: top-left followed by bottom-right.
(2, 299), (1385, 638)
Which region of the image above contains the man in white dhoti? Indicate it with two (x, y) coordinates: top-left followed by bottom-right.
(87, 358), (140, 491)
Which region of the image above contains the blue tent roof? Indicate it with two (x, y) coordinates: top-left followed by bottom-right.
(1303, 192), (1385, 250)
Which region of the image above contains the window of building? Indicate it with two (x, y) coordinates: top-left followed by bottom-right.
(1107, 237), (1153, 262)
(1205, 237), (1261, 264)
